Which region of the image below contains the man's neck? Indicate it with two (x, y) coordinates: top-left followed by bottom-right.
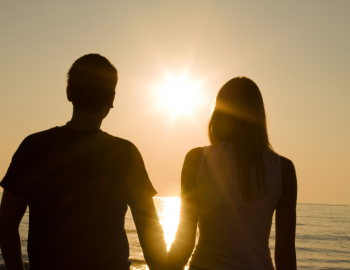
(64, 108), (105, 130)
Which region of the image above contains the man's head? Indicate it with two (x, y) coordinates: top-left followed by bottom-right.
(67, 54), (117, 113)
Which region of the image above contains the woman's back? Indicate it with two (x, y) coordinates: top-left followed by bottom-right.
(191, 142), (282, 270)
(167, 77), (296, 270)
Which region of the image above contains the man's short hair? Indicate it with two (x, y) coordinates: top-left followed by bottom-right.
(67, 54), (118, 112)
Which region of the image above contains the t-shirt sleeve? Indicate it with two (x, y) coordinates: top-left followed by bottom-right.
(124, 142), (157, 205)
(0, 135), (35, 198)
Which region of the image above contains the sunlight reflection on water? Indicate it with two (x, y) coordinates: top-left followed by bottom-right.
(156, 197), (181, 251)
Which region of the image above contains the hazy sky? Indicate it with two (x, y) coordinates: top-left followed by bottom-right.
(1, 1), (349, 204)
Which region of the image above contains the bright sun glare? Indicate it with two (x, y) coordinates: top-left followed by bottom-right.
(154, 73), (203, 118)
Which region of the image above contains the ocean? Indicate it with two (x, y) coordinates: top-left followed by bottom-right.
(0, 195), (349, 269)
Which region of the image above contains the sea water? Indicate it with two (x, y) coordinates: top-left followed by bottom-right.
(0, 195), (349, 269)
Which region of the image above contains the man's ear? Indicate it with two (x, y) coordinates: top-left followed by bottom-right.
(66, 86), (72, 102)
(109, 92), (115, 108)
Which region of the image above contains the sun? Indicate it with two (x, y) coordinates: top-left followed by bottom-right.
(154, 73), (203, 118)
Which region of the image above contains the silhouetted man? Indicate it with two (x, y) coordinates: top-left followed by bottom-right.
(0, 54), (167, 270)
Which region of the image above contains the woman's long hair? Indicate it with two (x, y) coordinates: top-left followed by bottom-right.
(208, 77), (274, 203)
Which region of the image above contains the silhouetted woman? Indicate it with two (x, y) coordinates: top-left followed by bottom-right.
(167, 77), (297, 270)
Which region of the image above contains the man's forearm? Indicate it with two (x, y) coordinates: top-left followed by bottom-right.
(0, 227), (24, 270)
(130, 199), (167, 270)
(137, 221), (167, 270)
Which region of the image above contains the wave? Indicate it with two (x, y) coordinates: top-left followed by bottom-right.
(125, 229), (137, 233)
(128, 259), (147, 264)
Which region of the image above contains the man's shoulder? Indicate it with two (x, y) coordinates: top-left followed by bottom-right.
(20, 127), (59, 145)
(8, 127), (61, 163)
(100, 132), (139, 153)
(100, 132), (131, 145)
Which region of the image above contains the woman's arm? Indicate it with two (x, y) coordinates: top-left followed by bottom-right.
(275, 156), (297, 270)
(166, 147), (204, 270)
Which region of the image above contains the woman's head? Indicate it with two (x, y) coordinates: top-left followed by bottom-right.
(208, 77), (270, 151)
(207, 77), (274, 202)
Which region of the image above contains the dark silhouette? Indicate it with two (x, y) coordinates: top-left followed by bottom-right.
(166, 77), (297, 270)
(0, 54), (167, 270)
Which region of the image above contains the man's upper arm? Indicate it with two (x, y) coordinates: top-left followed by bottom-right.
(0, 190), (27, 227)
(123, 142), (157, 206)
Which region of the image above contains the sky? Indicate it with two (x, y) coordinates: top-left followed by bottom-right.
(0, 0), (349, 205)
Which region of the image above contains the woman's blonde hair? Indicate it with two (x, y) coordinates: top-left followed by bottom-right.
(208, 77), (274, 203)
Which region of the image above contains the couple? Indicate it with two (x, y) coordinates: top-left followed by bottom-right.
(0, 54), (297, 270)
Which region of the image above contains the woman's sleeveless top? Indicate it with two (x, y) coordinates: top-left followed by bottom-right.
(190, 142), (282, 270)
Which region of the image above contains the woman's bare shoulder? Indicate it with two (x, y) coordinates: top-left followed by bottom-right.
(279, 156), (297, 184)
(278, 155), (297, 202)
(181, 147), (205, 189)
(184, 147), (205, 162)
(279, 156), (295, 170)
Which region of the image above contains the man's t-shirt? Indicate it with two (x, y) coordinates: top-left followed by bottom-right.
(0, 127), (157, 270)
